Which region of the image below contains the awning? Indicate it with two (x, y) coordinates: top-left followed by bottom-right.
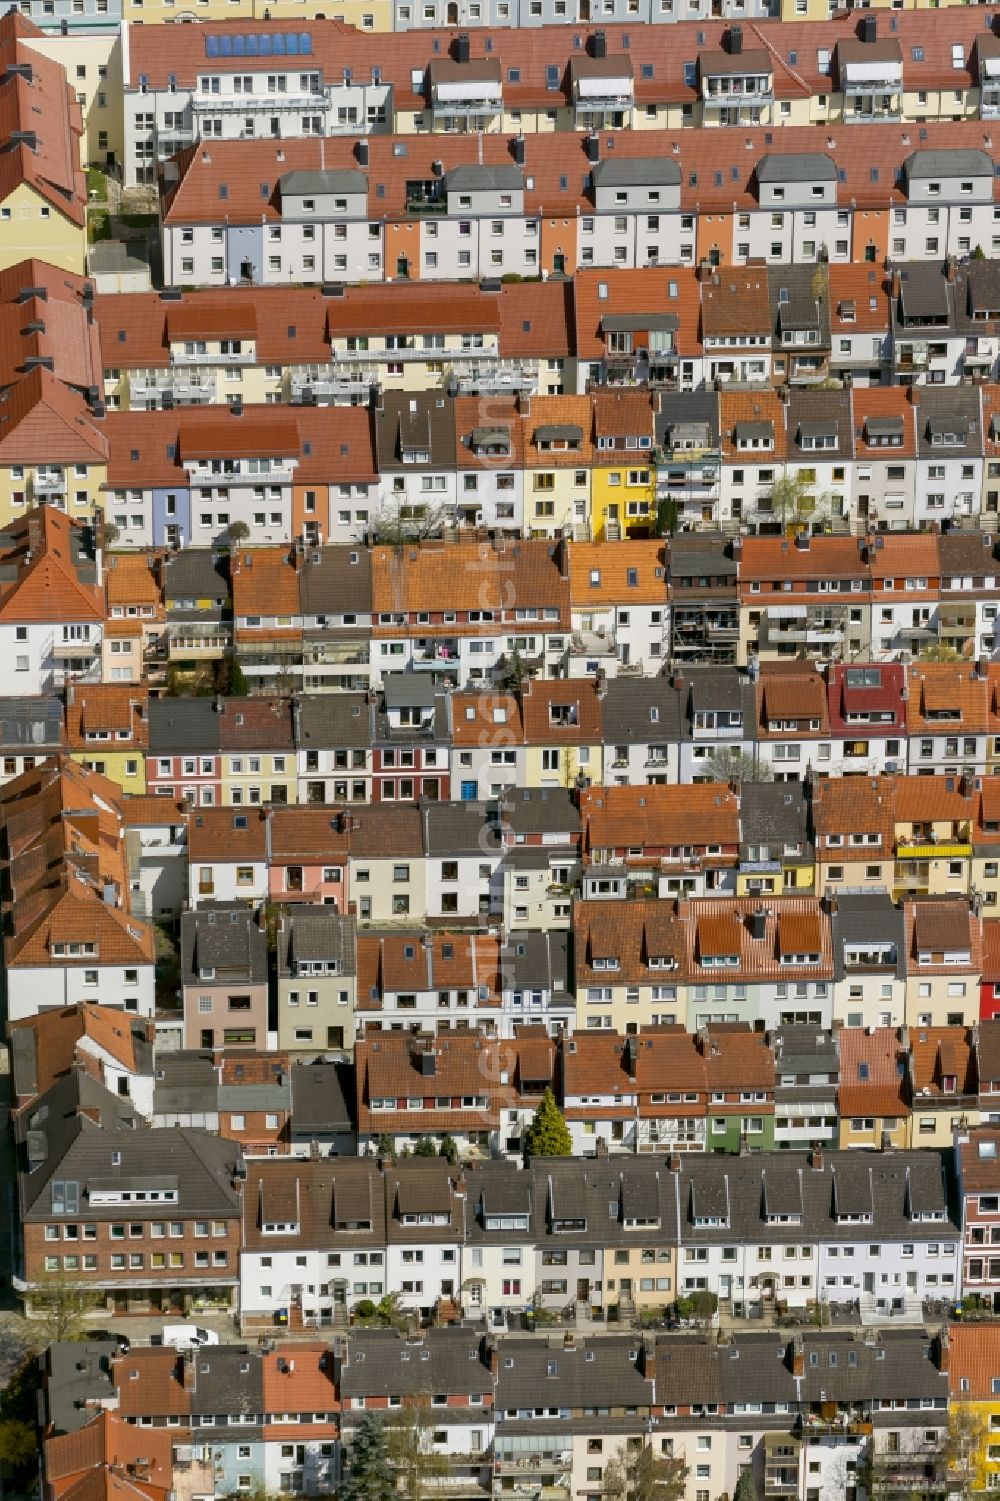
(766, 604), (808, 619)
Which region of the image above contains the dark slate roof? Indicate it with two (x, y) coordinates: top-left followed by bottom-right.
(188, 1345), (265, 1417)
(756, 153), (837, 183)
(495, 787), (581, 836)
(376, 393), (458, 471)
(180, 902), (269, 986)
(500, 930), (572, 993)
(0, 695), (64, 750)
(163, 550), (230, 606)
(19, 1074), (243, 1221)
(915, 385), (982, 457)
(668, 533), (739, 583)
(421, 799), (502, 857)
(771, 1025), (840, 1079)
(297, 544), (373, 617)
(278, 910), (358, 974)
(768, 266), (832, 342)
(289, 1060), (355, 1134)
(340, 1329), (493, 1400)
(830, 890), (906, 983)
(444, 164), (524, 194)
(296, 694), (373, 747)
(280, 168), (368, 196)
(601, 679), (683, 744)
(676, 1150), (954, 1245)
(904, 148), (994, 178)
(46, 1341), (118, 1436)
(897, 263), (954, 326)
(739, 782), (812, 860)
(148, 696), (222, 755)
(656, 389), (720, 449)
(153, 1050), (218, 1116)
(382, 672), (438, 710)
(495, 1336), (653, 1410)
(591, 157), (680, 188)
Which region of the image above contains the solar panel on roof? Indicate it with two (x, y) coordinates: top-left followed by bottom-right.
(232, 34), (245, 53)
(205, 33), (219, 54)
(219, 33), (232, 53)
(245, 33), (258, 52)
(272, 32), (285, 51)
(259, 33), (272, 53)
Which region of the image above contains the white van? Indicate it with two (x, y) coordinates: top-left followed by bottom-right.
(161, 1324), (220, 1350)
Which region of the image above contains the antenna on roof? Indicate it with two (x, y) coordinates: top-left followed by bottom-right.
(320, 136), (325, 172)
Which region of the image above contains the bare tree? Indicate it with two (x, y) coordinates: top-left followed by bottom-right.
(385, 1394), (452, 1501)
(601, 1441), (689, 1501)
(945, 1404), (988, 1501)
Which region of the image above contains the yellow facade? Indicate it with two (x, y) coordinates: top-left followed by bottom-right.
(905, 974), (979, 1028)
(837, 1113), (908, 1151)
(906, 1103), (981, 1150)
(73, 747), (147, 793)
(22, 30), (124, 167)
(735, 860), (813, 899)
(590, 463), (656, 542)
(0, 465), (107, 532)
(122, 0), (390, 25)
(221, 753), (297, 808)
(814, 855), (895, 897)
(525, 467), (585, 540)
(0, 183), (86, 276)
(523, 743), (603, 793)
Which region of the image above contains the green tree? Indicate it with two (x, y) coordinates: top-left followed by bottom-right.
(656, 495), (680, 537)
(223, 658), (249, 697)
(497, 645), (529, 694)
(439, 1134), (458, 1166)
(0, 1419), (37, 1469)
(375, 1133), (397, 1164)
(523, 1087), (572, 1159)
(703, 747), (773, 785)
(919, 641), (961, 663)
(227, 520), (251, 547)
(341, 1415), (396, 1501)
(733, 1468), (760, 1501)
(412, 1136), (438, 1158)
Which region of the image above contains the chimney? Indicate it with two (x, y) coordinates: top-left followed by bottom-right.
(729, 23), (743, 52)
(641, 1337), (657, 1383)
(946, 255), (957, 284)
(355, 139), (369, 167)
(512, 134), (526, 166)
(794, 531), (811, 551)
(937, 1328), (950, 1373)
(667, 1152), (681, 1173)
(454, 31), (470, 62)
(591, 27), (606, 57)
(824, 893), (839, 917)
(563, 1331), (576, 1350)
(790, 1339), (804, 1378)
(978, 654), (989, 681)
(585, 132), (600, 165)
(419, 1048), (437, 1077)
(182, 1352), (197, 1391)
(291, 696), (302, 743)
(809, 1144), (824, 1172)
(488, 1342), (499, 1375)
(749, 909), (767, 941)
(861, 12), (877, 41)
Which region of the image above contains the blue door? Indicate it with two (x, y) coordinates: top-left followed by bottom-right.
(460, 780), (478, 801)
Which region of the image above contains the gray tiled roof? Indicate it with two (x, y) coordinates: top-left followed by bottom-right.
(278, 910), (358, 973)
(495, 1336), (653, 1410)
(676, 1149), (954, 1245)
(46, 1341), (118, 1436)
(289, 1060), (355, 1133)
(421, 799), (502, 857)
(341, 1328), (493, 1401)
(831, 891), (906, 983)
(180, 903), (268, 986)
(148, 696), (222, 755)
(298, 544), (373, 617)
(296, 694), (373, 747)
(601, 680), (683, 743)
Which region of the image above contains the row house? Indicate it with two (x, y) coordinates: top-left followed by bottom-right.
(97, 281), (568, 413)
(158, 123), (1000, 290)
(94, 1342), (337, 1498)
(560, 1025), (775, 1156)
(121, 11), (1000, 187)
(354, 1029), (554, 1157)
(9, 1000), (155, 1115)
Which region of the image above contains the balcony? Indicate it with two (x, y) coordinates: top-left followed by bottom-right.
(896, 344), (929, 372)
(452, 359), (538, 395)
(129, 368), (217, 405)
(51, 637), (98, 659)
(413, 641), (461, 671)
(167, 625), (232, 659)
(191, 89), (325, 114)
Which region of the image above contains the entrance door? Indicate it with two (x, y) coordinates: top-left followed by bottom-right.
(553, 253), (566, 276)
(201, 1028), (213, 1047)
(863, 1272), (875, 1295)
(619, 1278), (632, 1295)
(577, 1279), (590, 1301)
